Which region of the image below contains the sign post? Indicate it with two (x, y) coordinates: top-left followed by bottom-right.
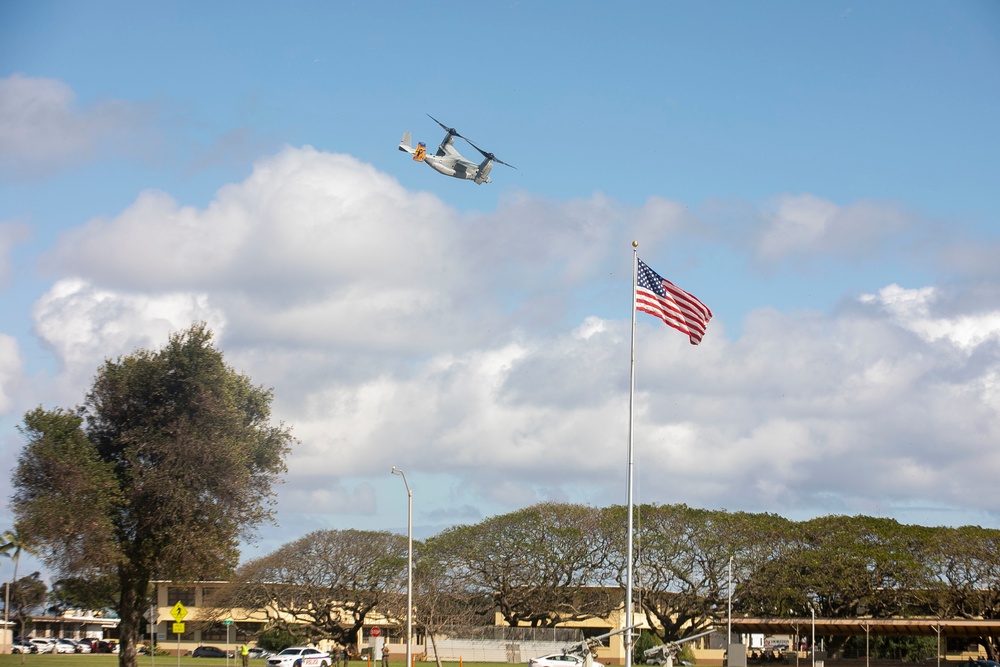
(170, 602), (188, 667)
(224, 620), (234, 667)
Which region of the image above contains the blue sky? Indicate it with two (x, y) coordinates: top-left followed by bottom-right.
(2, 1), (999, 576)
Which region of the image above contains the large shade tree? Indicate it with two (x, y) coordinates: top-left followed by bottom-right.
(916, 525), (1000, 660)
(213, 529), (408, 648)
(11, 324), (293, 667)
(605, 504), (795, 643)
(737, 515), (938, 656)
(413, 538), (502, 667)
(426, 503), (617, 628)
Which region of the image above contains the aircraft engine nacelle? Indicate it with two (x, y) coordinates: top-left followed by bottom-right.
(474, 160), (493, 184)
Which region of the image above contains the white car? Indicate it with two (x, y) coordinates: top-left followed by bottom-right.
(529, 654), (604, 667)
(31, 638), (56, 653)
(54, 639), (78, 654)
(266, 646), (331, 667)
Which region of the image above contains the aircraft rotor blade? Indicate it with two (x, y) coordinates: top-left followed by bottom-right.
(463, 136), (516, 169)
(427, 114), (463, 139)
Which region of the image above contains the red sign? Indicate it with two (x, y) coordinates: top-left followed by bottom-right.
(371, 627), (381, 637)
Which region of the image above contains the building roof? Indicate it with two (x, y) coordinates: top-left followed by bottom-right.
(730, 617), (1000, 639)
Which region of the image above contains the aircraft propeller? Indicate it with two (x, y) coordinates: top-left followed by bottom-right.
(427, 114), (462, 139)
(463, 136), (517, 169)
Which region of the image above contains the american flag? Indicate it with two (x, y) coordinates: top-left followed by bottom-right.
(636, 258), (713, 345)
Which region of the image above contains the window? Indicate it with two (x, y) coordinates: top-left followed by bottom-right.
(201, 587), (218, 605)
(202, 624), (231, 642)
(235, 623), (262, 641)
(167, 587), (196, 606)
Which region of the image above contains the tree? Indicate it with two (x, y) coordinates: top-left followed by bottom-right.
(11, 324), (293, 667)
(48, 575), (119, 615)
(8, 572), (48, 644)
(737, 516), (942, 657)
(916, 525), (1000, 660)
(214, 529), (408, 648)
(604, 504), (794, 643)
(412, 540), (495, 667)
(1, 524), (40, 654)
(427, 503), (616, 628)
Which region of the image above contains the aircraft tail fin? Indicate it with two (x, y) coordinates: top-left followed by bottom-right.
(398, 131), (414, 154)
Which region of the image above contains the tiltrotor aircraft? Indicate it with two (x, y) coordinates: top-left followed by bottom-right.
(398, 115), (515, 185)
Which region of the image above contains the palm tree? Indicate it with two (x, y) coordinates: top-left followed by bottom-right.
(2, 524), (39, 656)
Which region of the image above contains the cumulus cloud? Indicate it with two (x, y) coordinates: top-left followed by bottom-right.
(0, 73), (151, 179)
(861, 284), (1000, 350)
(754, 194), (911, 263)
(33, 278), (226, 377)
(0, 334), (23, 414)
(27, 146), (1000, 535)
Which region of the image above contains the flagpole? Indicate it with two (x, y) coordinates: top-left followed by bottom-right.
(625, 241), (638, 667)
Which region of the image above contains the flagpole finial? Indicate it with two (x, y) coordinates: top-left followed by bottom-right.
(632, 240), (638, 248)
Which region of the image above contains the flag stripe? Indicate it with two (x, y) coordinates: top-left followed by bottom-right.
(635, 258), (713, 345)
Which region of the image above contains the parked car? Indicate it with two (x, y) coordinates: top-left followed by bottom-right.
(266, 646), (331, 667)
(54, 638), (79, 654)
(97, 640), (120, 653)
(193, 646), (233, 658)
(249, 648), (273, 660)
(12, 639), (38, 654)
(528, 654), (604, 667)
(76, 638), (97, 653)
(30, 638), (56, 653)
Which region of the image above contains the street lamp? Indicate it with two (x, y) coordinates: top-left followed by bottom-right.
(810, 604), (816, 667)
(727, 557), (733, 649)
(391, 467), (413, 667)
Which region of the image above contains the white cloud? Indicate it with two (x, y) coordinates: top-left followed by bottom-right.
(26, 146), (1000, 536)
(860, 283), (1000, 351)
(0, 73), (150, 179)
(755, 194), (910, 262)
(0, 334), (23, 414)
(32, 278), (226, 375)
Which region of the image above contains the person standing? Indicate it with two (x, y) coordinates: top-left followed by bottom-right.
(240, 644), (249, 667)
(381, 644), (390, 667)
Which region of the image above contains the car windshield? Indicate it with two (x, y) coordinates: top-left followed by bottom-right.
(279, 650), (303, 656)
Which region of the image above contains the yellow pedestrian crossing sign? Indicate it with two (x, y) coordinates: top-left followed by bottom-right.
(170, 601), (188, 621)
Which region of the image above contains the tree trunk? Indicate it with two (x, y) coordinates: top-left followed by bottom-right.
(117, 563), (149, 667)
(429, 632), (442, 667)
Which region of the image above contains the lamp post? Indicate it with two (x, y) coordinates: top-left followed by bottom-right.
(391, 467), (412, 667)
(3, 582), (9, 656)
(810, 605), (816, 667)
(727, 557), (733, 649)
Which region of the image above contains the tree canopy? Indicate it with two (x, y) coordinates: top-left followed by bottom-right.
(233, 503), (1000, 659)
(12, 324), (293, 667)
(214, 529), (407, 647)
